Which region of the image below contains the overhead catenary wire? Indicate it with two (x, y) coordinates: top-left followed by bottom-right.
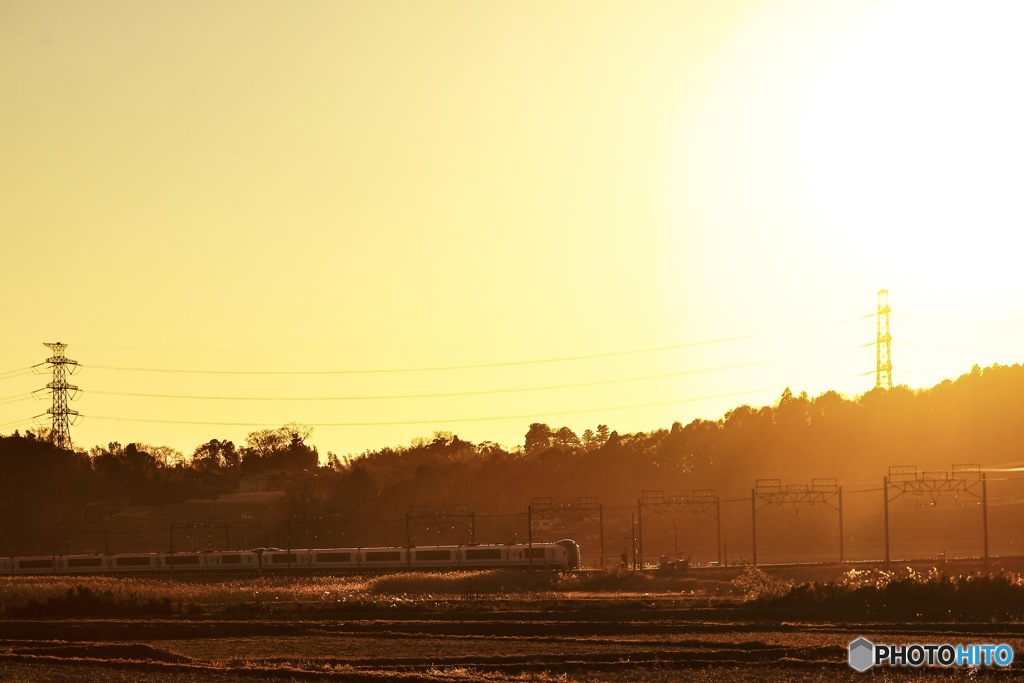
(715, 486), (885, 505)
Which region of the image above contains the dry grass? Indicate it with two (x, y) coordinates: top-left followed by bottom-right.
(0, 574), (380, 616)
(0, 571), (734, 618)
(9, 565), (1023, 619)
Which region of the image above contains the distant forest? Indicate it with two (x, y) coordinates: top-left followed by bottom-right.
(3, 362), (1023, 558)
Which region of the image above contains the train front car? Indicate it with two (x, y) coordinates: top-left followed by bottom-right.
(555, 539), (581, 570)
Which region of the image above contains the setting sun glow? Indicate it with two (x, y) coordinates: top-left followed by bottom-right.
(3, 0), (1023, 456)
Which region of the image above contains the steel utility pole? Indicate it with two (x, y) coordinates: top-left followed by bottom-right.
(637, 489), (721, 567)
(751, 478), (843, 565)
(883, 464), (986, 563)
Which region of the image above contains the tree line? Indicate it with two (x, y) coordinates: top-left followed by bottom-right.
(2, 362), (1023, 554)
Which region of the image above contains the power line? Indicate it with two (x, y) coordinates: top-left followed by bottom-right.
(69, 314), (869, 356)
(83, 347), (861, 402)
(0, 416), (39, 430)
(81, 321), (867, 377)
(81, 387), (782, 428)
(0, 312), (876, 440)
(71, 368), (867, 431)
(83, 335), (767, 375)
(0, 368), (33, 381)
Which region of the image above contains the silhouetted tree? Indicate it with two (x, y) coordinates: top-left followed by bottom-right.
(191, 439), (238, 471)
(524, 423), (554, 456)
(241, 424), (317, 472)
(553, 426), (581, 452)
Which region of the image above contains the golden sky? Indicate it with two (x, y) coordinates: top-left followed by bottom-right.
(3, 0), (1024, 458)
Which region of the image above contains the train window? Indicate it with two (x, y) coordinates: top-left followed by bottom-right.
(465, 549), (502, 560)
(166, 555), (201, 565)
(526, 548), (546, 559)
(221, 555), (243, 564)
(67, 558), (103, 568)
(18, 559), (54, 569)
(115, 556), (153, 567)
(270, 554), (299, 563)
(414, 550), (451, 561)
(315, 552), (352, 563)
(364, 551), (401, 562)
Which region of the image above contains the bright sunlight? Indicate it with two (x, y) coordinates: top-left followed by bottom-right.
(792, 0), (1024, 314)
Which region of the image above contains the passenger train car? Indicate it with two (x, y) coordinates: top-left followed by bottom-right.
(0, 540), (580, 575)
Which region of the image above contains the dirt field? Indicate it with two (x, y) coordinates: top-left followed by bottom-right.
(1, 569), (1023, 681)
(4, 615), (1024, 681)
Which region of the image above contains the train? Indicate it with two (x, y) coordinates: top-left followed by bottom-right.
(0, 539), (581, 575)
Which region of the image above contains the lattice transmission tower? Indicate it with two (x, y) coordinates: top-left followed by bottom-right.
(875, 290), (893, 390)
(38, 342), (80, 450)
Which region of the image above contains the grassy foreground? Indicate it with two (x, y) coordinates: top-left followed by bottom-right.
(0, 569), (735, 618)
(4, 564), (1024, 618)
(3, 568), (1024, 681)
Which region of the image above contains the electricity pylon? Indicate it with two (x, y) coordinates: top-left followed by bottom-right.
(876, 290), (892, 389)
(37, 342), (80, 450)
